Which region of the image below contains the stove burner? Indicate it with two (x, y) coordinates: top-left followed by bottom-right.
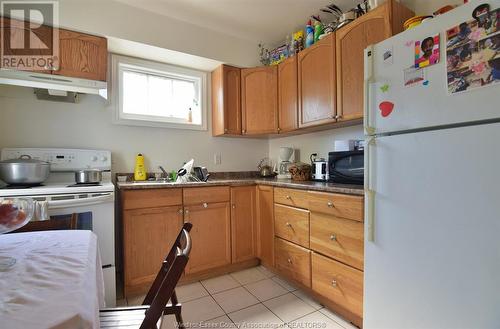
(1, 184), (43, 189)
(67, 183), (102, 187)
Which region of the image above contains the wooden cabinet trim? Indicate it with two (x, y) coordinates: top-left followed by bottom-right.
(278, 56), (298, 132)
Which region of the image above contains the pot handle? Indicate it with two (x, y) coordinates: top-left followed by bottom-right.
(19, 155), (32, 159)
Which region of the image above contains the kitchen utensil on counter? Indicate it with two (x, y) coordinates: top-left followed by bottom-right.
(176, 159), (201, 183)
(134, 154), (146, 181)
(278, 147), (295, 179)
(258, 158), (275, 178)
(193, 167), (210, 182)
(0, 155), (50, 185)
(310, 154), (329, 181)
(74, 169), (102, 184)
(288, 163), (311, 181)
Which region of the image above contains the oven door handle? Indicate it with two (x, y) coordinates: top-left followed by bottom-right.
(48, 194), (114, 209)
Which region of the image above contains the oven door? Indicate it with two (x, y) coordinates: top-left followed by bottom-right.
(329, 151), (364, 185)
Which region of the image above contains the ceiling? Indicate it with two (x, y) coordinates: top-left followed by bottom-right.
(114, 0), (369, 46)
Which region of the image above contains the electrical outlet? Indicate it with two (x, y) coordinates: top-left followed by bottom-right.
(214, 153), (222, 165)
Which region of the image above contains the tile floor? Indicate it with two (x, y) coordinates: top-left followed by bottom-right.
(119, 266), (357, 329)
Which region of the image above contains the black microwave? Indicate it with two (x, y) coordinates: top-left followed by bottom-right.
(328, 150), (364, 185)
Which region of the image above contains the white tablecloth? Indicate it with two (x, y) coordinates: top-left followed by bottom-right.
(0, 230), (105, 329)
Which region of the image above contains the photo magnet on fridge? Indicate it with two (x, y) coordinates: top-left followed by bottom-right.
(404, 66), (425, 87)
(415, 34), (441, 68)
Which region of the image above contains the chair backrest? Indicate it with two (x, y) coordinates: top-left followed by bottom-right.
(139, 223), (192, 329)
(142, 222), (193, 305)
(11, 213), (78, 233)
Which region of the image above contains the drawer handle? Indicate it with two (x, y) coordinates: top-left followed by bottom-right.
(331, 279), (337, 287)
(330, 234), (337, 241)
(327, 201), (334, 208)
(287, 258), (292, 264)
(202, 202), (208, 208)
(286, 222), (292, 228)
(285, 195), (291, 200)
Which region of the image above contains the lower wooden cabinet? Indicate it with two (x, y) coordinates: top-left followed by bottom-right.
(123, 206), (183, 296)
(256, 185), (274, 267)
(312, 252), (363, 318)
(274, 237), (311, 288)
(231, 186), (256, 263)
(184, 202), (232, 274)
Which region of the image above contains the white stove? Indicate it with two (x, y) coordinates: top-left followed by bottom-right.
(0, 148), (116, 307)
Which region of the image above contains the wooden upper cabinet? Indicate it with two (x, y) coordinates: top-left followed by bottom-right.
(241, 66), (278, 135)
(336, 0), (413, 121)
(256, 185), (274, 267)
(231, 186), (256, 263)
(278, 56), (298, 133)
(53, 29), (107, 81)
(212, 65), (241, 136)
(298, 33), (336, 128)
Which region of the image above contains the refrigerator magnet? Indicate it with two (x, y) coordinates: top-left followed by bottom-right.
(379, 101), (394, 118)
(380, 84), (390, 92)
(404, 66), (425, 87)
(415, 34), (441, 68)
(383, 47), (394, 65)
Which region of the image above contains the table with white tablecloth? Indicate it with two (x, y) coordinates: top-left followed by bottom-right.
(0, 230), (105, 329)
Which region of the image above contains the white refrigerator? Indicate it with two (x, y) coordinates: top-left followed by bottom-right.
(363, 1), (500, 328)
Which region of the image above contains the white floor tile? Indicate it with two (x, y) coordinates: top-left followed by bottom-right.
(230, 267), (267, 285)
(257, 265), (275, 278)
(292, 290), (323, 310)
(126, 294), (146, 306)
(290, 311), (344, 329)
(263, 293), (316, 323)
(176, 281), (209, 302)
(271, 276), (298, 292)
(319, 308), (358, 329)
(203, 315), (237, 328)
(181, 296), (225, 323)
(244, 278), (288, 301)
(212, 286), (260, 313)
(201, 274), (241, 294)
(228, 303), (284, 329)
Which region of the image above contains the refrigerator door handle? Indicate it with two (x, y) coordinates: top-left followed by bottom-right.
(364, 45), (375, 136)
(365, 137), (375, 242)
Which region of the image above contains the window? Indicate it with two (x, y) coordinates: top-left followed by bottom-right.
(111, 54), (207, 130)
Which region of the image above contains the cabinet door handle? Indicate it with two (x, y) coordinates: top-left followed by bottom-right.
(202, 202), (208, 208)
(330, 234), (337, 241)
(327, 201), (334, 208)
(184, 209), (189, 214)
(331, 279), (337, 287)
(178, 209), (184, 214)
(231, 204), (236, 209)
(286, 222), (292, 228)
(287, 258), (292, 264)
(285, 195), (291, 200)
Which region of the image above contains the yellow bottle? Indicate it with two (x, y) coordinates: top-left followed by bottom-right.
(134, 153), (147, 181)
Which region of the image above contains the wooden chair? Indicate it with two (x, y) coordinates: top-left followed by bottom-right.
(11, 213), (78, 233)
(100, 222), (193, 329)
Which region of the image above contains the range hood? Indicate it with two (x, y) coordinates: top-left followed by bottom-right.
(0, 69), (107, 99)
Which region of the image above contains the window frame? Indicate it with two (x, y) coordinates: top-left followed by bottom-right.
(111, 54), (207, 130)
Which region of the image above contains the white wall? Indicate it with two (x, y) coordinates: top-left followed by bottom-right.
(0, 85), (268, 173)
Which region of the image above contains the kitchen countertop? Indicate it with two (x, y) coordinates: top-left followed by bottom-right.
(116, 177), (364, 196)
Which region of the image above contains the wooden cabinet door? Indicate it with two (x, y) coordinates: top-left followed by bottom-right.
(212, 65), (241, 136)
(53, 29), (107, 81)
(256, 185), (274, 267)
(184, 202), (231, 274)
(298, 33), (336, 128)
(123, 206), (183, 296)
(231, 186), (256, 263)
(241, 66), (278, 135)
(336, 4), (391, 121)
(278, 56), (298, 133)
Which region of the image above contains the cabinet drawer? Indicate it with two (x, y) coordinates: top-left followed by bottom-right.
(312, 253), (363, 318)
(310, 212), (364, 270)
(308, 191), (363, 222)
(274, 188), (309, 209)
(183, 186), (230, 205)
(122, 189), (182, 210)
(275, 237), (311, 288)
(274, 204), (310, 248)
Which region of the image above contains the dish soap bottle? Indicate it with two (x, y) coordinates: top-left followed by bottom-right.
(305, 20), (314, 48)
(134, 153), (147, 181)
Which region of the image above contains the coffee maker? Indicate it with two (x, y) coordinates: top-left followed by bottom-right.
(277, 147), (294, 179)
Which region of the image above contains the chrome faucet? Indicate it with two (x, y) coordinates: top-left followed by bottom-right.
(158, 166), (169, 179)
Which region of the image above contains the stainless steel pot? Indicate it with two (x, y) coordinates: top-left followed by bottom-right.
(75, 169), (102, 184)
(0, 155), (50, 185)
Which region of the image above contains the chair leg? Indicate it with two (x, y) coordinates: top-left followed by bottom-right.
(170, 291), (185, 329)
